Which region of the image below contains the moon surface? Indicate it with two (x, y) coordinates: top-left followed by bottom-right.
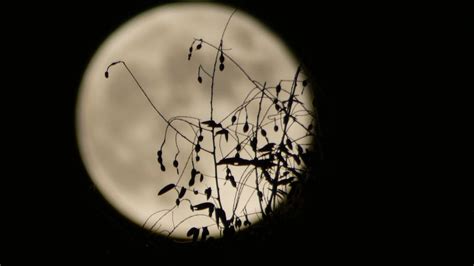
(77, 3), (312, 239)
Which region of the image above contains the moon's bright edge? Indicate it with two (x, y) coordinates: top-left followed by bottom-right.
(76, 3), (312, 239)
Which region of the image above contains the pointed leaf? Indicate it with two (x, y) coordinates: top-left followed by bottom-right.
(178, 187), (186, 198)
(158, 184), (175, 196)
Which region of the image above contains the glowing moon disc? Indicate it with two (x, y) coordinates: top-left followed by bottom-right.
(76, 3), (312, 239)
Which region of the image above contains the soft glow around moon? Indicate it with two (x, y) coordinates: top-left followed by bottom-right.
(77, 3), (312, 239)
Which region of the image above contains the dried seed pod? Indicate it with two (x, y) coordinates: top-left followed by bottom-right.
(197, 76), (202, 83)
(219, 63), (224, 71)
(196, 43), (202, 50)
(231, 115), (237, 124)
(243, 121), (249, 133)
(173, 160), (179, 168)
(160, 165), (166, 172)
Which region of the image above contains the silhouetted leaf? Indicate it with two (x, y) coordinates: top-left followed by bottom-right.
(231, 115), (237, 124)
(178, 187), (186, 198)
(160, 165), (166, 172)
(200, 173), (204, 182)
(257, 190), (263, 201)
(158, 184), (175, 196)
(262, 170), (273, 183)
(297, 144), (304, 155)
(176, 198), (180, 206)
(202, 120), (222, 128)
(201, 227), (209, 241)
(205, 187), (212, 200)
(193, 202), (215, 211)
(189, 46), (193, 53)
(258, 143), (275, 153)
(274, 125), (279, 132)
(187, 227), (199, 242)
(286, 138), (293, 150)
(190, 168), (199, 186)
(261, 129), (267, 137)
(193, 202), (215, 217)
(228, 176), (236, 187)
(276, 83), (281, 94)
(173, 160), (179, 168)
(196, 43), (202, 50)
(216, 129), (229, 142)
(215, 208), (227, 227)
(217, 157), (249, 166)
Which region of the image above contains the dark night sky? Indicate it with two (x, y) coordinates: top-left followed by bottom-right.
(1, 0), (336, 261)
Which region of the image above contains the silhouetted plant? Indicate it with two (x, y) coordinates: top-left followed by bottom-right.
(105, 10), (316, 243)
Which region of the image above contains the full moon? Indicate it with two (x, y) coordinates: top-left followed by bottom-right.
(77, 3), (312, 239)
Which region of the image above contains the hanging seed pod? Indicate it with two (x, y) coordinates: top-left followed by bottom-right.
(243, 121), (249, 133)
(200, 173), (204, 182)
(157, 157), (163, 164)
(196, 155), (200, 162)
(219, 53), (225, 63)
(236, 143), (241, 151)
(274, 125), (279, 132)
(157, 150), (162, 157)
(196, 43), (202, 50)
(189, 46), (193, 53)
(261, 129), (267, 137)
(219, 63), (225, 71)
(195, 144), (201, 153)
(231, 115), (237, 124)
(197, 76), (202, 83)
(302, 79), (308, 87)
(188, 54), (191, 60)
(276, 83), (281, 94)
(173, 160), (179, 168)
(160, 165), (166, 172)
(198, 135), (204, 142)
(175, 199), (180, 206)
(104, 71), (109, 78)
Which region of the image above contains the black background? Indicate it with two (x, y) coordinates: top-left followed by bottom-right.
(2, 0), (337, 262)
